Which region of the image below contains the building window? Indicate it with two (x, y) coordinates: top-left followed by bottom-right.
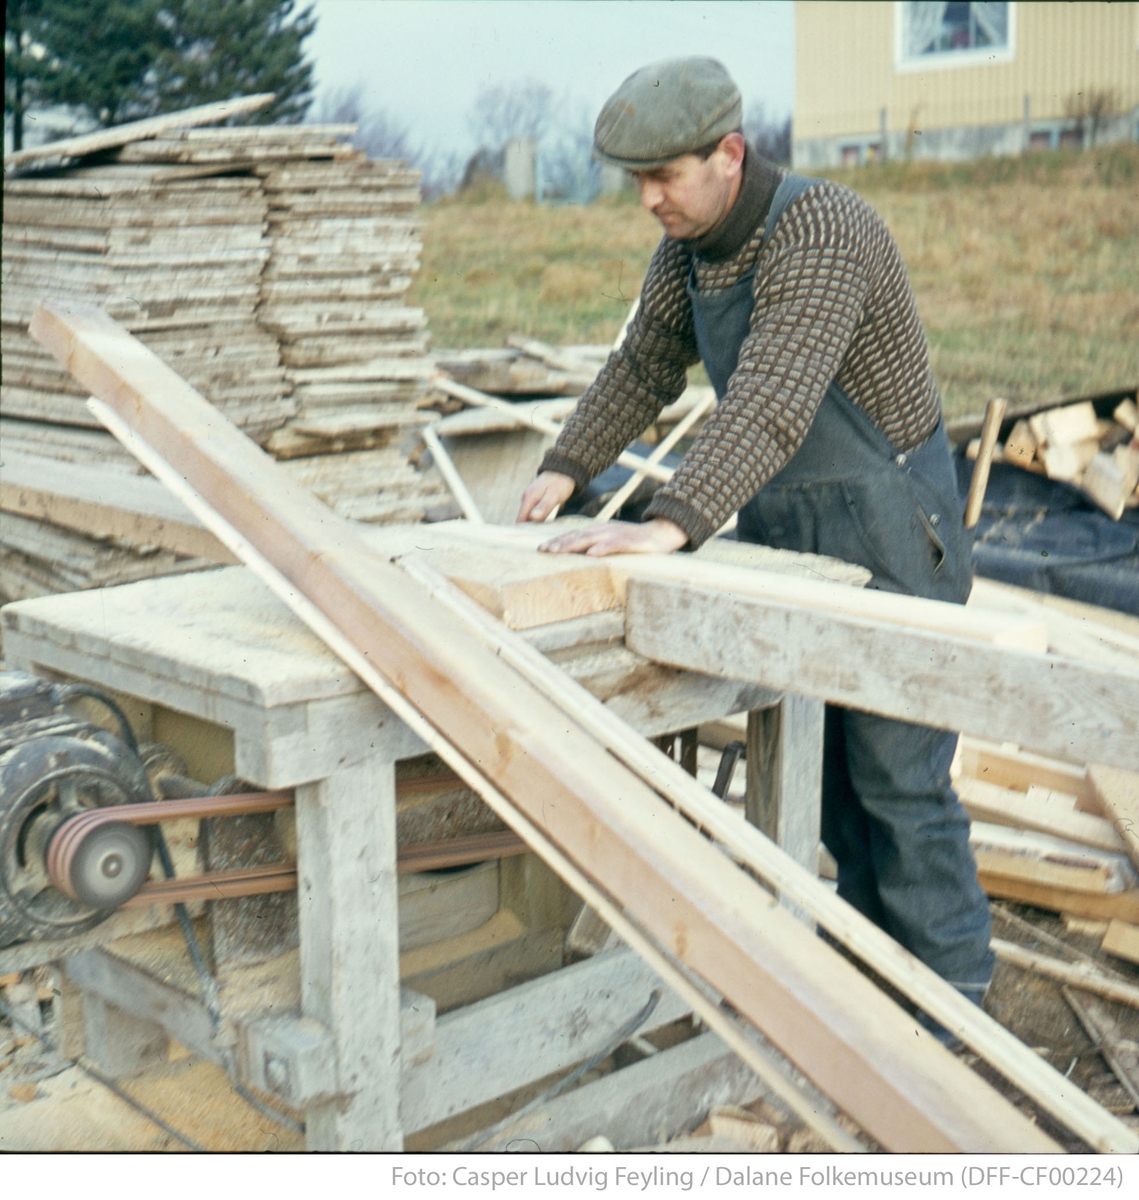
(896, 2), (1015, 71)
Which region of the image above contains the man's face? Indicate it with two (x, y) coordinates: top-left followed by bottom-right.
(632, 137), (743, 240)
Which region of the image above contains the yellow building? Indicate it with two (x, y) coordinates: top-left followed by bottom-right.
(794, 1), (1139, 167)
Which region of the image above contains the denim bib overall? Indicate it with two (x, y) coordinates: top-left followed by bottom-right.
(686, 174), (993, 991)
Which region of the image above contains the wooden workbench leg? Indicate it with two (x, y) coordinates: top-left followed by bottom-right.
(296, 752), (401, 1151)
(746, 695), (825, 881)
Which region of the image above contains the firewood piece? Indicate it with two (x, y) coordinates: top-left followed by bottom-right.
(1039, 437), (1100, 482)
(1101, 919), (1139, 967)
(1113, 398), (1138, 433)
(699, 1106), (782, 1151)
(1082, 448), (1139, 521)
(1030, 400), (1100, 448)
(1003, 419), (1038, 468)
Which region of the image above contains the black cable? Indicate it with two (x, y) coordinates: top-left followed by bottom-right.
(0, 992), (206, 1152)
(52, 683), (140, 755)
(458, 988), (662, 1152)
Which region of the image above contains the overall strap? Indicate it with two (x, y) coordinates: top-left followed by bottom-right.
(763, 172), (823, 242)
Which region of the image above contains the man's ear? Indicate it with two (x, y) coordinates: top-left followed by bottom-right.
(719, 132), (746, 177)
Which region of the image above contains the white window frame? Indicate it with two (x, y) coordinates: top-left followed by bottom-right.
(894, 1), (1017, 73)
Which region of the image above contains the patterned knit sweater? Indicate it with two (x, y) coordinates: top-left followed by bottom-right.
(540, 148), (942, 549)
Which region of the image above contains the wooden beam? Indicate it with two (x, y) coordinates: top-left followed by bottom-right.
(956, 737), (1092, 806)
(453, 1031), (769, 1153)
(624, 577), (1139, 770)
(32, 299), (1061, 1154)
(746, 696), (824, 876)
(970, 823), (1137, 895)
(401, 948), (690, 1135)
(392, 520), (1043, 648)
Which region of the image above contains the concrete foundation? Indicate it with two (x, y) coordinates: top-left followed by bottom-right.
(793, 108), (1139, 170)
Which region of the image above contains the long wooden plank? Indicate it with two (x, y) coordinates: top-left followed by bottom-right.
(396, 555), (1136, 1155)
(423, 521), (1044, 649)
(401, 948), (691, 1134)
(956, 776), (1125, 853)
(31, 299), (1061, 1154)
(969, 822), (1137, 895)
(4, 95), (275, 167)
(979, 875), (1139, 924)
(957, 737), (1092, 805)
(0, 450), (236, 562)
(624, 577), (1139, 770)
(431, 374), (675, 484)
(81, 380), (862, 1148)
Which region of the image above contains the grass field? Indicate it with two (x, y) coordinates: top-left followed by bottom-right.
(409, 144), (1139, 419)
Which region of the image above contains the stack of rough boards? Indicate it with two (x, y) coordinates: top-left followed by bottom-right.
(0, 95), (455, 602)
(967, 396), (1139, 520)
(14, 298), (1139, 1153)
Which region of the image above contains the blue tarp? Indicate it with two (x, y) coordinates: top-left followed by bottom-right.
(953, 451), (1139, 617)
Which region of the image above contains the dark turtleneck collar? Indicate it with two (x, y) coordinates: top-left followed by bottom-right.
(687, 144), (784, 263)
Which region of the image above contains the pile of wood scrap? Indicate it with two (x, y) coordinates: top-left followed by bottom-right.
(433, 335), (608, 399)
(954, 739), (1139, 929)
(968, 396), (1139, 520)
(1, 98), (454, 602)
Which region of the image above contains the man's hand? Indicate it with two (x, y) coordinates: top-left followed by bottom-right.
(540, 518), (688, 557)
(517, 471), (576, 523)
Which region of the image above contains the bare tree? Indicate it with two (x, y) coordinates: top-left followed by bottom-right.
(316, 84), (415, 160)
(1065, 88), (1118, 149)
(744, 100), (791, 164)
(538, 100), (599, 202)
(467, 78), (553, 152)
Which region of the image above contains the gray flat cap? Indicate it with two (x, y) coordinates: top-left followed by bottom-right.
(593, 57), (743, 170)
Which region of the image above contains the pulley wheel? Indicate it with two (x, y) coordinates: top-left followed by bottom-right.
(58, 820), (153, 910)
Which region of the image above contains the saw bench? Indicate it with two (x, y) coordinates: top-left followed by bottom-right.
(0, 545), (816, 1151)
(5, 299), (1139, 1154)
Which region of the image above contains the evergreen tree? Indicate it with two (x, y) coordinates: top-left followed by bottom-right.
(151, 0), (316, 125)
(4, 0), (315, 151)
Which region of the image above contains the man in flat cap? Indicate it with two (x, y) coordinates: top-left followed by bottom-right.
(518, 57), (992, 1031)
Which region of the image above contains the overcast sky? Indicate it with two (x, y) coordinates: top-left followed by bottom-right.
(305, 1), (795, 164)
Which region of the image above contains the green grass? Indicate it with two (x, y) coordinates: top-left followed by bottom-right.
(410, 145), (1139, 419)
